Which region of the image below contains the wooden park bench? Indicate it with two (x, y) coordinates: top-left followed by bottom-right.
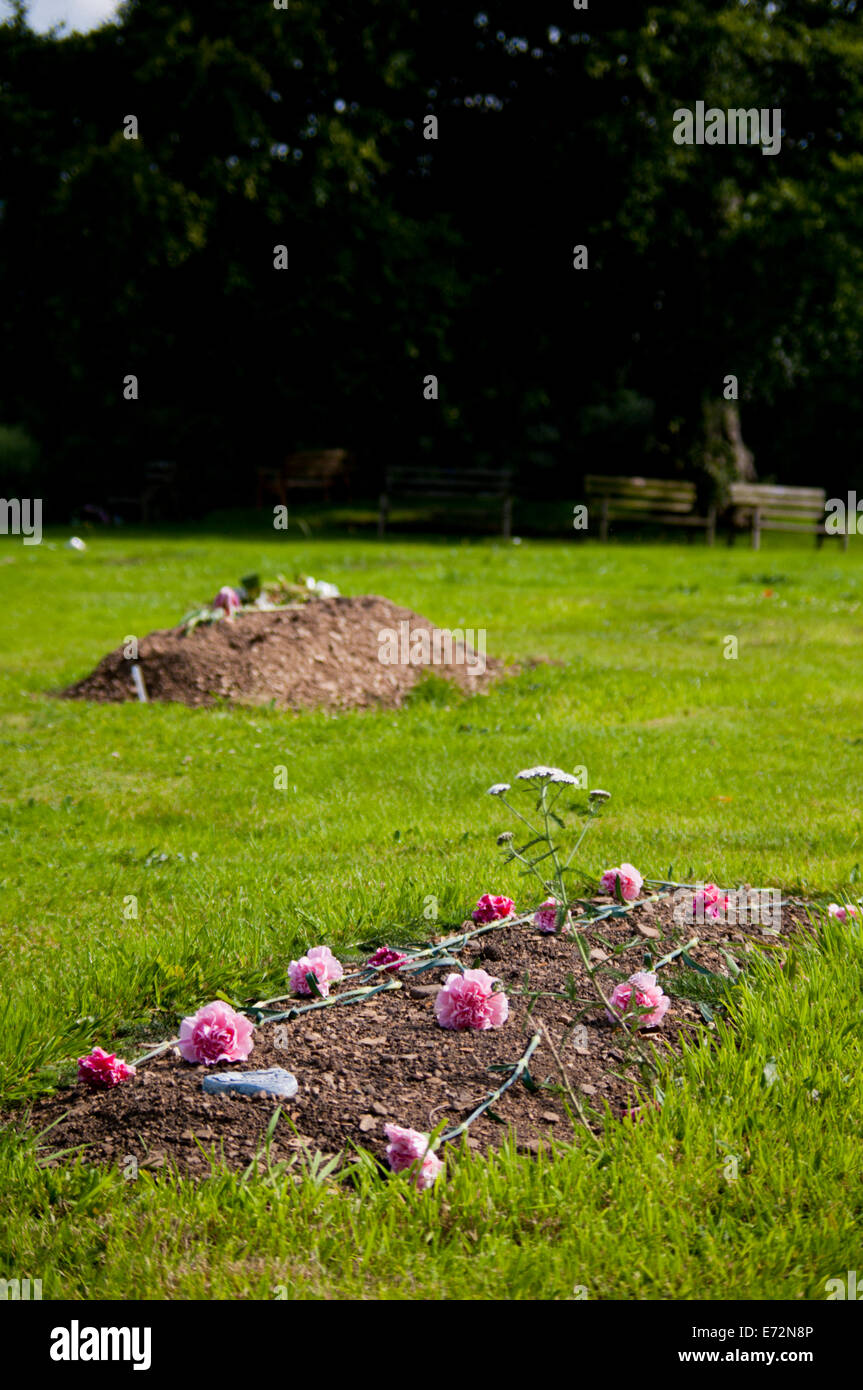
(726, 483), (847, 550)
(378, 465), (514, 538)
(256, 449), (350, 509)
(584, 475), (717, 544)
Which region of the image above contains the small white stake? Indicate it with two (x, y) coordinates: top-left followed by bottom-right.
(131, 663), (148, 703)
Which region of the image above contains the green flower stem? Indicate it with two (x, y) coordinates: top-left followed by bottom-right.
(494, 794), (545, 841)
(561, 805), (601, 871)
(256, 979), (402, 1025)
(539, 783), (566, 901)
(644, 877), (700, 890)
(438, 1033), (542, 1143)
(131, 1038), (179, 1067)
(507, 844), (560, 899)
(654, 937), (700, 969)
(532, 1014), (599, 1142)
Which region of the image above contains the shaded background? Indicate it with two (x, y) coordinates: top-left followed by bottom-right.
(2, 0), (863, 521)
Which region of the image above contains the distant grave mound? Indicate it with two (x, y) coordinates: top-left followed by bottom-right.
(60, 596), (500, 710)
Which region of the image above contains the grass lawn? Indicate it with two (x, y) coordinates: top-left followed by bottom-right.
(1, 522), (862, 1299)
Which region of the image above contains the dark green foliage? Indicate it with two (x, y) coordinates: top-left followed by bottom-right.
(2, 2), (863, 512)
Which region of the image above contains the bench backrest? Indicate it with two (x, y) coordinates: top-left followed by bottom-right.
(729, 483), (826, 521)
(584, 475), (697, 514)
(385, 466), (512, 497)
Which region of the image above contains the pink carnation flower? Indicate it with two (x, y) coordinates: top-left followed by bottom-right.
(471, 893), (515, 924)
(534, 897), (564, 933)
(178, 1000), (255, 1064)
(827, 903), (860, 923)
(366, 945), (408, 973)
(692, 883), (730, 920)
(622, 1101), (661, 1124)
(599, 863), (643, 901)
(384, 1123), (444, 1191)
(607, 970), (670, 1029)
(77, 1046), (136, 1089)
(435, 968), (509, 1031)
(213, 586), (241, 619)
(288, 944), (344, 997)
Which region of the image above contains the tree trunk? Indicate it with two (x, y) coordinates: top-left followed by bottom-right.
(722, 400), (756, 481)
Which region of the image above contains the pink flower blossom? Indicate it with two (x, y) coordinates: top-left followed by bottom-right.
(692, 883), (731, 920)
(435, 968), (509, 1031)
(607, 970), (670, 1028)
(366, 945), (408, 973)
(384, 1124), (444, 1191)
(471, 893), (515, 924)
(599, 863), (643, 901)
(827, 902), (860, 923)
(288, 944), (344, 997)
(213, 586), (241, 619)
(178, 1001), (255, 1064)
(534, 897), (564, 933)
(77, 1046), (136, 1089)
(622, 1100), (661, 1124)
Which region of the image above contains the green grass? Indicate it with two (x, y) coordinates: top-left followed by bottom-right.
(1, 522), (862, 1298)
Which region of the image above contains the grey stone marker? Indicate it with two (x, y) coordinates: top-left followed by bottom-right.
(202, 1067), (298, 1099)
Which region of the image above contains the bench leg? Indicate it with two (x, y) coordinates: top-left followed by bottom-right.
(706, 507), (716, 547)
(599, 499), (609, 543)
(751, 508), (761, 550)
(378, 493), (388, 538)
(502, 494), (513, 541)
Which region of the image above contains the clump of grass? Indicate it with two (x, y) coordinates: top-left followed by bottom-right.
(403, 672), (465, 706)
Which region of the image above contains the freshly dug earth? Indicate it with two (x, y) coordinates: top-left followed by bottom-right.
(23, 894), (808, 1176)
(60, 596), (500, 710)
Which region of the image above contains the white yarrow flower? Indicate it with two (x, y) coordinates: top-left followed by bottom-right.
(516, 766), (554, 780)
(547, 769), (579, 785)
(487, 783), (511, 796)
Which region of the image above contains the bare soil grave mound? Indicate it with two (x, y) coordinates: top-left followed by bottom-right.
(23, 895), (806, 1177)
(60, 596), (500, 710)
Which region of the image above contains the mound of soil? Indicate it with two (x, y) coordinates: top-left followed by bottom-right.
(60, 596), (500, 710)
(21, 895), (806, 1177)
